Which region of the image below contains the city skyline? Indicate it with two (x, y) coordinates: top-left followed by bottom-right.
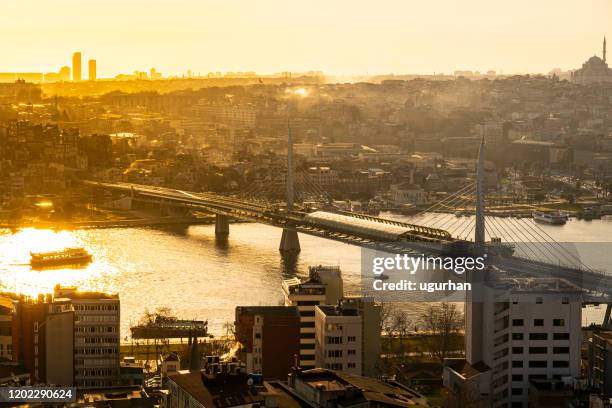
(1, 0), (611, 77)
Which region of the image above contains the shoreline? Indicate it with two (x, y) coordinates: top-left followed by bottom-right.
(0, 214), (222, 230)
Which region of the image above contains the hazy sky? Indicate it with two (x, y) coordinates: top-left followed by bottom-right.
(1, 0), (611, 77)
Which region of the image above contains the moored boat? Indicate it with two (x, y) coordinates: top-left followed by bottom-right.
(532, 211), (567, 225)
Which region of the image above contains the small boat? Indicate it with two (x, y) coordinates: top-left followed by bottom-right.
(30, 247), (92, 268)
(532, 211), (567, 225)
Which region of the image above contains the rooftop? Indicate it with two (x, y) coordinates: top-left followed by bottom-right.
(236, 306), (300, 318)
(169, 371), (274, 408)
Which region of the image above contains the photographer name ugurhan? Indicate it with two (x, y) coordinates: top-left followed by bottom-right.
(373, 279), (471, 293)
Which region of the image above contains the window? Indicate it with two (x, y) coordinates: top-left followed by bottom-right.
(302, 333), (315, 339)
(553, 360), (569, 368)
(347, 336), (356, 342)
(533, 319), (544, 326)
(529, 347), (547, 354)
(347, 362), (356, 369)
(512, 319), (524, 327)
(512, 347), (523, 354)
(553, 347), (569, 354)
(529, 333), (548, 340)
(348, 349), (356, 355)
(528, 361), (547, 368)
(536, 297), (543, 304)
(512, 402), (523, 408)
(562, 297), (569, 304)
(512, 333), (524, 340)
(302, 343), (315, 350)
(553, 333), (570, 340)
(511, 388), (523, 395)
(553, 319), (565, 327)
(512, 361), (523, 368)
(300, 322), (315, 328)
(512, 374), (523, 381)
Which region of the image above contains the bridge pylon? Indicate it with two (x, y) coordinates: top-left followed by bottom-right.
(280, 115), (301, 253)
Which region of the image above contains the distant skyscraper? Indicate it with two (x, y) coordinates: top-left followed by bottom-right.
(88, 59), (97, 81)
(72, 52), (82, 81)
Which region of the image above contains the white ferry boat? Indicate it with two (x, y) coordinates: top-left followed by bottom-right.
(532, 211), (568, 225)
(30, 247), (92, 268)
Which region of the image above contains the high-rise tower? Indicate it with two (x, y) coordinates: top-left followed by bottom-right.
(72, 52), (82, 81)
(88, 59), (97, 81)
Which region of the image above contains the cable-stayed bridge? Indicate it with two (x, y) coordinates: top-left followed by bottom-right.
(83, 179), (612, 295)
(84, 135), (612, 326)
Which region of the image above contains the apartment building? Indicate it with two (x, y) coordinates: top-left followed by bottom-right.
(234, 305), (300, 379)
(314, 304), (362, 375)
(282, 265), (343, 369)
(314, 297), (381, 377)
(54, 285), (120, 389)
(444, 277), (582, 408)
(0, 296), (13, 361)
(588, 330), (612, 395)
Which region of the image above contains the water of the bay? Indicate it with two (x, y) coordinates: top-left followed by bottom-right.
(1, 214), (611, 338)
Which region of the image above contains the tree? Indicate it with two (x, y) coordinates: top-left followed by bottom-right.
(390, 310), (411, 362)
(422, 302), (464, 364)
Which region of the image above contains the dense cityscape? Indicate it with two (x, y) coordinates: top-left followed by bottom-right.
(2, 5), (612, 407)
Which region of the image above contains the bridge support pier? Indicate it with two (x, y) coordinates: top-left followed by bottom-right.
(215, 214), (230, 236)
(604, 304), (612, 329)
(279, 229), (300, 252)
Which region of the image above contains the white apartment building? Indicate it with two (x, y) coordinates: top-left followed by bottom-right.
(54, 286), (120, 389)
(282, 266), (343, 370)
(444, 277), (582, 408)
(314, 297), (381, 377)
(314, 304), (362, 375)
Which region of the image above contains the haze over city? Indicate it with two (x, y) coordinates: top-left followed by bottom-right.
(3, 1), (612, 405)
(2, 0), (612, 76)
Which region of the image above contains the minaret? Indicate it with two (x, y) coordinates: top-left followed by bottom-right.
(604, 36), (607, 64)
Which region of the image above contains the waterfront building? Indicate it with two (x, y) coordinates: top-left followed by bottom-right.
(54, 285), (120, 389)
(443, 277), (583, 408)
(72, 52), (82, 82)
(0, 296), (13, 361)
(314, 297), (381, 377)
(390, 182), (427, 205)
(282, 265), (343, 370)
(234, 305), (300, 379)
(314, 304), (362, 375)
